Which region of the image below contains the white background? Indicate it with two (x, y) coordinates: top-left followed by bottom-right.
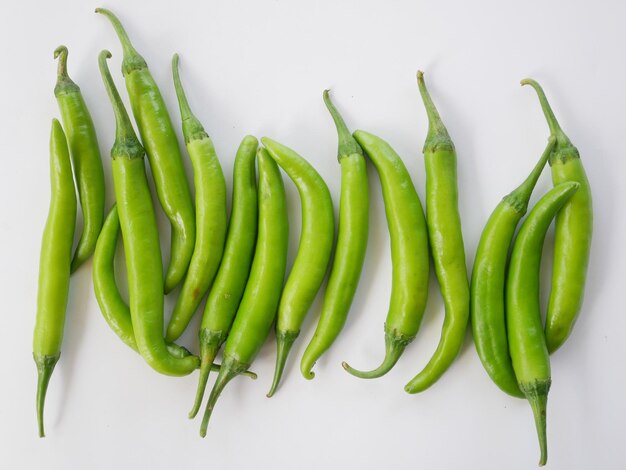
(1, 1), (624, 469)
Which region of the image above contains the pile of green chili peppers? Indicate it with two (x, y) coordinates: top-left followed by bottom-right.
(32, 8), (592, 466)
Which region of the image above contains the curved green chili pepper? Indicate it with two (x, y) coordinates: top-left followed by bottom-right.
(189, 135), (258, 419)
(99, 50), (198, 376)
(470, 137), (555, 399)
(521, 79), (593, 354)
(507, 181), (579, 466)
(262, 137), (335, 397)
(165, 54), (227, 342)
(53, 46), (105, 273)
(33, 119), (77, 437)
(96, 8), (195, 293)
(300, 90), (368, 380)
(92, 205), (256, 382)
(405, 72), (469, 393)
(200, 147), (288, 437)
(343, 130), (429, 379)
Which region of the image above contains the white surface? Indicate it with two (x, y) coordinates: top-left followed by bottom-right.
(1, 0), (624, 468)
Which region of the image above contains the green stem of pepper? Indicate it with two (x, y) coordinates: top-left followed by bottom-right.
(95, 8), (147, 75)
(34, 354), (59, 438)
(267, 331), (298, 397)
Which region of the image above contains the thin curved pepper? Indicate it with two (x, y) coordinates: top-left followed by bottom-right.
(405, 72), (470, 393)
(53, 46), (105, 273)
(343, 130), (429, 379)
(507, 181), (579, 466)
(165, 54), (227, 342)
(189, 135), (258, 419)
(99, 50), (197, 376)
(262, 137), (335, 397)
(96, 8), (195, 293)
(33, 118), (77, 437)
(521, 79), (593, 354)
(300, 90), (368, 380)
(470, 137), (555, 399)
(200, 147), (288, 437)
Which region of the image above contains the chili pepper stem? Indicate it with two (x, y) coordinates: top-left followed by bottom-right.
(34, 354), (60, 438)
(95, 8), (147, 75)
(521, 380), (551, 466)
(200, 357), (248, 437)
(342, 329), (412, 379)
(267, 331), (299, 397)
(416, 71), (452, 150)
(189, 343), (220, 419)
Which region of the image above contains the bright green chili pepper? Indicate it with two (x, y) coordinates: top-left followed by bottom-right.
(300, 90), (368, 380)
(165, 54), (227, 342)
(262, 137), (334, 397)
(200, 147), (288, 437)
(99, 50), (198, 376)
(33, 119), (77, 438)
(189, 135), (259, 419)
(405, 72), (469, 394)
(96, 8), (195, 293)
(507, 181), (579, 466)
(521, 79), (593, 354)
(92, 205), (256, 383)
(470, 137), (555, 399)
(53, 46), (105, 273)
(343, 130), (429, 379)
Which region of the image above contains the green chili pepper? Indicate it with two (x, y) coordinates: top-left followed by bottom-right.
(343, 130), (429, 379)
(470, 137), (555, 399)
(165, 54), (227, 342)
(92, 205), (256, 381)
(405, 72), (470, 393)
(507, 181), (579, 466)
(53, 46), (105, 273)
(96, 8), (195, 293)
(99, 50), (198, 376)
(521, 79), (593, 354)
(200, 147), (288, 437)
(300, 90), (368, 379)
(33, 119), (77, 437)
(188, 135), (259, 419)
(262, 137), (334, 397)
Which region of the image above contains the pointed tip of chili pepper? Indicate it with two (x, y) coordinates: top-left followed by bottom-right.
(343, 331), (411, 379)
(34, 354), (60, 438)
(267, 331), (298, 398)
(299, 356), (316, 380)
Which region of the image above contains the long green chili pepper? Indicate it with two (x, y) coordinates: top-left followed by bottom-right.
(33, 119), (77, 437)
(96, 8), (195, 293)
(99, 50), (198, 376)
(189, 135), (259, 419)
(262, 137), (335, 397)
(165, 54), (227, 342)
(92, 205), (256, 379)
(405, 72), (470, 393)
(507, 181), (579, 466)
(200, 147), (288, 437)
(53, 46), (105, 273)
(470, 137), (555, 399)
(521, 79), (593, 354)
(300, 90), (368, 379)
(343, 130), (429, 379)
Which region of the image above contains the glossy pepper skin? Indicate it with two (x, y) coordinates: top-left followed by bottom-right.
(521, 79), (593, 354)
(96, 8), (195, 293)
(200, 148), (288, 437)
(188, 135), (259, 419)
(405, 72), (470, 394)
(300, 90), (368, 379)
(262, 137), (335, 397)
(165, 54), (227, 342)
(53, 46), (105, 273)
(342, 130), (429, 379)
(470, 138), (555, 399)
(99, 50), (198, 376)
(33, 119), (77, 438)
(507, 181), (579, 467)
